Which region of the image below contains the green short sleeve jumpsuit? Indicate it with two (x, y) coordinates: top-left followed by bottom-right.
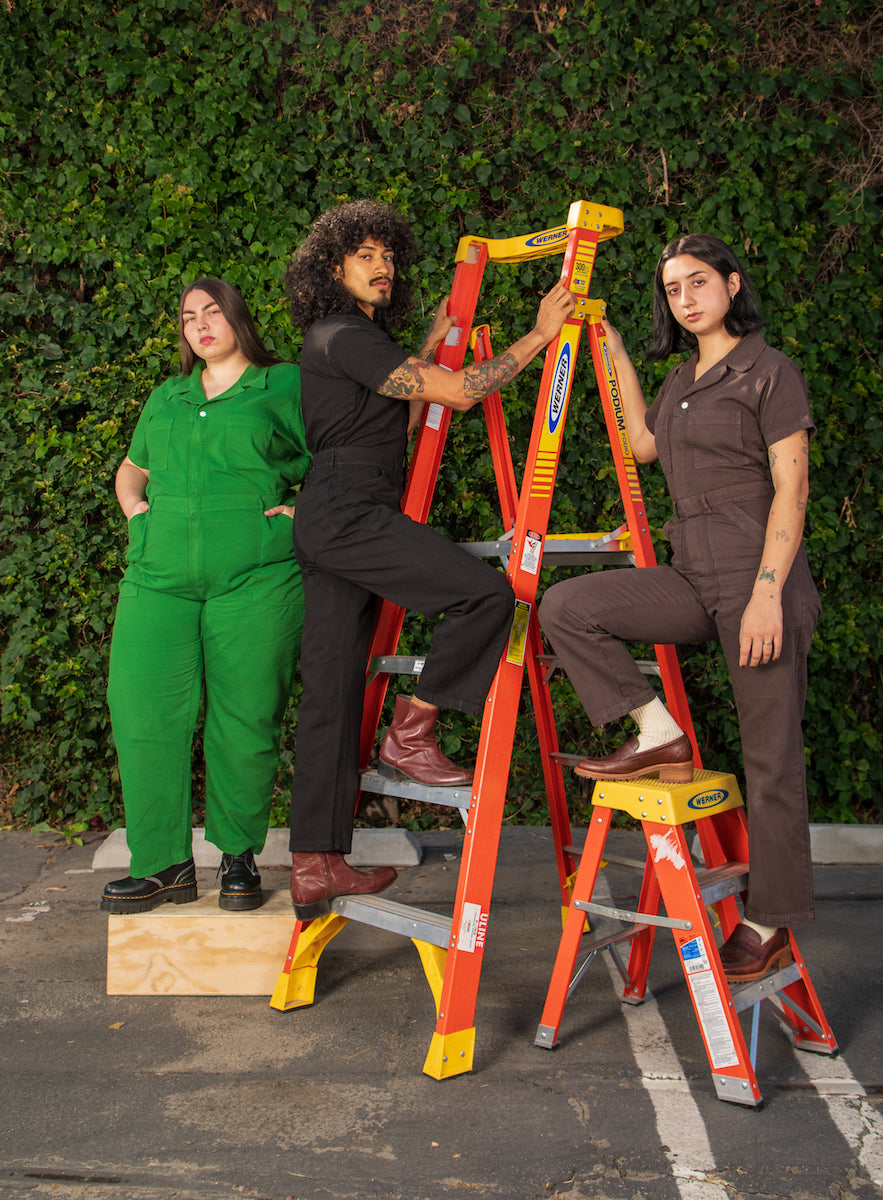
(107, 362), (310, 878)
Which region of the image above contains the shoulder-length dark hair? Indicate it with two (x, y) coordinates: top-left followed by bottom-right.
(647, 234), (766, 360)
(284, 200), (418, 334)
(178, 277), (280, 374)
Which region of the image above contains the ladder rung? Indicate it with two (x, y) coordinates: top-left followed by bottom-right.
(459, 538), (634, 565)
(359, 769), (472, 810)
(331, 894), (452, 948)
(574, 921), (648, 958)
(695, 861), (749, 905)
(367, 654), (426, 680)
(539, 654), (660, 680)
(729, 962), (803, 1015)
(574, 898), (693, 931)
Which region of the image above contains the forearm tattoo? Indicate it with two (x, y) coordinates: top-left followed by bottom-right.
(461, 351), (520, 401)
(381, 350), (520, 402)
(758, 565), (777, 583)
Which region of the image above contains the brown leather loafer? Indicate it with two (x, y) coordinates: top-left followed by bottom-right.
(290, 852), (397, 920)
(719, 923), (793, 982)
(574, 732), (694, 783)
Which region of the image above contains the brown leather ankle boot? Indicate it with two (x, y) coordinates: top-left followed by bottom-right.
(378, 695), (473, 787)
(289, 852), (397, 920)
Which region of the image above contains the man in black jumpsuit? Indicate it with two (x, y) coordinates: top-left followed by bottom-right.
(284, 201), (575, 918)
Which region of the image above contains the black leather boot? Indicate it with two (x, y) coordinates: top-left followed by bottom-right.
(218, 850), (263, 911)
(100, 858), (197, 914)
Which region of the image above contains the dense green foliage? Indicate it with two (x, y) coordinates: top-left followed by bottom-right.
(1, 0), (880, 834)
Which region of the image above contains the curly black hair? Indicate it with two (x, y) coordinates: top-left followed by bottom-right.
(285, 201), (418, 334)
(647, 233), (766, 360)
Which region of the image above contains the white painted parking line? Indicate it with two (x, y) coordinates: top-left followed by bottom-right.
(595, 876), (730, 1200)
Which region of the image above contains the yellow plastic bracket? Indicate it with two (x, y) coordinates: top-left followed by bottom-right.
(412, 938), (448, 1017)
(423, 1026), (476, 1080)
(575, 296), (607, 323)
(270, 912), (349, 1011)
(561, 867), (601, 931)
(591, 770), (744, 826)
(454, 200), (623, 266)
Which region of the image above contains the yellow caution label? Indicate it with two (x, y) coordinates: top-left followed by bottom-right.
(506, 600), (531, 665)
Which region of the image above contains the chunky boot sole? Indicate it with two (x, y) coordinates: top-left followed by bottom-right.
(377, 758), (411, 782)
(291, 896), (332, 920)
(377, 757), (472, 788)
(218, 889), (263, 912)
(100, 883), (198, 915)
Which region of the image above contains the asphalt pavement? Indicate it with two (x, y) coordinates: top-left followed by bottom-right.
(0, 825), (881, 1200)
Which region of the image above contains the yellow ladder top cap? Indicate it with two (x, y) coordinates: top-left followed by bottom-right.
(591, 769), (744, 825)
(567, 200), (625, 240)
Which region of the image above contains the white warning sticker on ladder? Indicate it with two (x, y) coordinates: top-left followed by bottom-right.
(520, 529), (543, 575)
(457, 901), (487, 954)
(426, 402), (445, 431)
(680, 936), (739, 1069)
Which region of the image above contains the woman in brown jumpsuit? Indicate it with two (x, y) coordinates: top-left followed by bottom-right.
(540, 234), (821, 982)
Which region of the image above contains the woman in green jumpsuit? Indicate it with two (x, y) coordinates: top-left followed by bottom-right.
(101, 279), (310, 914)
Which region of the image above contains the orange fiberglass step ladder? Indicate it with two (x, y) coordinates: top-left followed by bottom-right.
(270, 199), (628, 1078)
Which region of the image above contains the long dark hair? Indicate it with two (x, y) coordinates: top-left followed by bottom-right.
(178, 278), (280, 374)
(284, 200), (418, 334)
(647, 234), (766, 360)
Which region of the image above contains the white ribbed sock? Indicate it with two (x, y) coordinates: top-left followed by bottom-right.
(743, 918), (779, 941)
(629, 697), (683, 751)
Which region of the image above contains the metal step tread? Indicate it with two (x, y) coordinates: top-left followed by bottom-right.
(331, 893), (452, 947)
(696, 860), (750, 904)
(728, 961), (803, 1013)
(359, 768), (471, 809)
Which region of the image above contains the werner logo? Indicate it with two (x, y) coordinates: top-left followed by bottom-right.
(526, 227), (567, 248)
(687, 789), (729, 811)
(548, 343), (572, 434)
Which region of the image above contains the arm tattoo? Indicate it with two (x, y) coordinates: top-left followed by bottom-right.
(768, 447), (777, 468)
(380, 360), (435, 399)
(461, 351), (520, 401)
(775, 529), (792, 543)
(758, 565), (777, 583)
(380, 351), (521, 403)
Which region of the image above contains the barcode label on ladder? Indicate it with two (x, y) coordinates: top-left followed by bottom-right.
(680, 936), (740, 1069)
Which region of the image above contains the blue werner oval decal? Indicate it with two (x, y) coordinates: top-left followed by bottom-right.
(548, 343), (572, 435)
(687, 789), (729, 811)
(525, 227), (567, 249)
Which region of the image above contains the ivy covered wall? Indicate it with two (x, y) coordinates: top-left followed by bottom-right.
(1, 0), (880, 832)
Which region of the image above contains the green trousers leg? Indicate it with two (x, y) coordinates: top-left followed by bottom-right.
(107, 571), (303, 879)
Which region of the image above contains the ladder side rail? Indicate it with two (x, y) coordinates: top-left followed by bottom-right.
(471, 325), (576, 898)
(357, 245), (490, 771)
(535, 804), (614, 1047)
(426, 224), (602, 1054)
(586, 318), (702, 762)
(642, 818), (763, 1106)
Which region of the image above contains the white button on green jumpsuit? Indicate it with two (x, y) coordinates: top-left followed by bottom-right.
(107, 363), (310, 878)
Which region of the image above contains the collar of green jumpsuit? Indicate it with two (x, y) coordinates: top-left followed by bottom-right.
(169, 362), (271, 405)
